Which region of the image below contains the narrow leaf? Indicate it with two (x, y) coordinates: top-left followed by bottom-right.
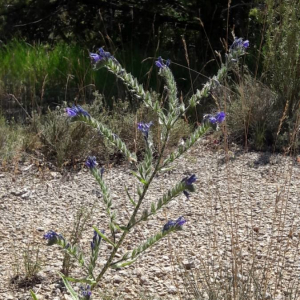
(58, 272), (79, 300)
(93, 226), (116, 247)
(125, 186), (137, 207)
(30, 290), (38, 300)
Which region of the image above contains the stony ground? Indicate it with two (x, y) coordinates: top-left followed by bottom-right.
(0, 140), (300, 300)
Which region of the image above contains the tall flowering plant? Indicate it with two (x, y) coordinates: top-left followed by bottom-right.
(32, 38), (248, 299)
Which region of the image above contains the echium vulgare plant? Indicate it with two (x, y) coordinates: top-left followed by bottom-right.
(31, 38), (248, 300)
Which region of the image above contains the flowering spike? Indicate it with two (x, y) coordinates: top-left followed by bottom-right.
(86, 156), (97, 169)
(204, 112), (226, 125)
(91, 229), (104, 251)
(137, 121), (153, 140)
(43, 230), (64, 246)
(228, 37), (249, 62)
(155, 56), (171, 69)
(182, 174), (197, 199)
(80, 285), (92, 300)
(66, 105), (90, 118)
(89, 47), (119, 66)
(162, 216), (187, 232)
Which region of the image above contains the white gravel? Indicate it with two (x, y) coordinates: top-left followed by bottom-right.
(1, 139), (300, 300)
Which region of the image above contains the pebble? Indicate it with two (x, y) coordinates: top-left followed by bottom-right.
(113, 275), (123, 284)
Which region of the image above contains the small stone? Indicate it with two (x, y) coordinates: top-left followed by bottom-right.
(168, 286), (177, 295)
(140, 276), (148, 285)
(182, 259), (195, 270)
(113, 275), (123, 284)
(124, 287), (132, 293)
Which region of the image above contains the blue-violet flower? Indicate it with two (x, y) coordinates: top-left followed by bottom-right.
(91, 230), (104, 251)
(80, 285), (92, 300)
(205, 112), (226, 124)
(89, 47), (119, 65)
(182, 174), (197, 199)
(66, 105), (90, 118)
(43, 230), (64, 245)
(163, 216), (187, 232)
(86, 156), (97, 169)
(230, 37), (249, 51)
(137, 121), (153, 140)
(155, 56), (171, 69)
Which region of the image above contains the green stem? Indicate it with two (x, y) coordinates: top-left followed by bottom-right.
(91, 128), (170, 289)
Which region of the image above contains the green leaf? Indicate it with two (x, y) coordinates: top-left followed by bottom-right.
(58, 272), (79, 300)
(30, 290), (38, 300)
(63, 276), (96, 285)
(111, 259), (137, 269)
(151, 202), (156, 214)
(125, 186), (137, 207)
(93, 226), (116, 248)
(131, 171), (147, 185)
(119, 226), (130, 232)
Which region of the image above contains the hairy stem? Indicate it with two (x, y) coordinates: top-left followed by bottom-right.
(92, 128), (170, 288)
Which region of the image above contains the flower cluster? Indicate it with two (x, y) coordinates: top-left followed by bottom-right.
(162, 216), (187, 232)
(228, 37), (249, 62)
(137, 121), (153, 140)
(91, 230), (104, 251)
(66, 105), (90, 118)
(230, 37), (249, 51)
(80, 285), (92, 300)
(89, 47), (114, 64)
(205, 111), (226, 124)
(155, 56), (171, 69)
(182, 174), (197, 199)
(86, 156), (97, 169)
(43, 230), (64, 246)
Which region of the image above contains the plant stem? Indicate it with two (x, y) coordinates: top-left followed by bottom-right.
(92, 128), (170, 289)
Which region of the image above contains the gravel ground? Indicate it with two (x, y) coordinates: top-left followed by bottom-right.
(1, 140), (300, 300)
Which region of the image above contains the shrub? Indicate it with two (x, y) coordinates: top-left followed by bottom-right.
(0, 113), (24, 163)
(227, 74), (280, 150)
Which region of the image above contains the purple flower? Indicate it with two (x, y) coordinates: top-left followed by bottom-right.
(155, 56), (171, 69)
(89, 47), (119, 65)
(66, 107), (77, 117)
(243, 40), (249, 49)
(66, 105), (90, 118)
(137, 121), (153, 140)
(204, 112), (226, 125)
(91, 230), (104, 251)
(182, 174), (197, 199)
(80, 285), (92, 299)
(43, 230), (64, 245)
(162, 216), (187, 232)
(89, 52), (102, 63)
(230, 37), (249, 50)
(86, 156), (97, 169)
(185, 174), (197, 185)
(215, 111), (226, 123)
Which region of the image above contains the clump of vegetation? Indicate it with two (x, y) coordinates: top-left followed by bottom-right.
(0, 113), (24, 163)
(227, 74), (280, 150)
(11, 242), (43, 288)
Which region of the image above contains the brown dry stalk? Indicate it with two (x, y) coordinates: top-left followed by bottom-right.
(276, 99), (289, 137)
